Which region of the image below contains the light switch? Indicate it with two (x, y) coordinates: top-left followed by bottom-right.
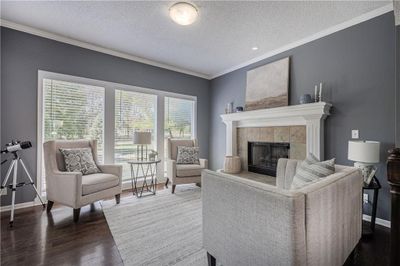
(351, 130), (359, 139)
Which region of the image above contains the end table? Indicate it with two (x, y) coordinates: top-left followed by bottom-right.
(362, 176), (381, 237)
(128, 160), (161, 198)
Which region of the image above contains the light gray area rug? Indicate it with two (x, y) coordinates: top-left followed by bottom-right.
(102, 186), (206, 266)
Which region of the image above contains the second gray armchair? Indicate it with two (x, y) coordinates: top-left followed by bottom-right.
(166, 138), (208, 193)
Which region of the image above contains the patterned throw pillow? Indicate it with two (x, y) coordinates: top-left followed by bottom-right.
(60, 148), (101, 175)
(176, 146), (200, 164)
(290, 154), (335, 189)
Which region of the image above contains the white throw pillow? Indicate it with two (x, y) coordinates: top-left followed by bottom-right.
(290, 154), (335, 189)
(60, 148), (101, 175)
(176, 146), (200, 164)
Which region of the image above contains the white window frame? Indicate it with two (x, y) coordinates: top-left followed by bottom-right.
(37, 70), (197, 196)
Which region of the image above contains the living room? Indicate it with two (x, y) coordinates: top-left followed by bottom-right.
(1, 1), (400, 266)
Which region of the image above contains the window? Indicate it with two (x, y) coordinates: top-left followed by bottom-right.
(43, 79), (105, 159)
(115, 89), (157, 179)
(38, 71), (197, 195)
(164, 97), (195, 164)
(42, 78), (105, 192)
(165, 97), (195, 139)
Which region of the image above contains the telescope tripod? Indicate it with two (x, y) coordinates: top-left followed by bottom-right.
(1, 152), (45, 226)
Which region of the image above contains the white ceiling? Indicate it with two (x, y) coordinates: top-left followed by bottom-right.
(1, 1), (393, 79)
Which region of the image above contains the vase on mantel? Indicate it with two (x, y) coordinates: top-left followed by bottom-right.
(223, 156), (241, 174)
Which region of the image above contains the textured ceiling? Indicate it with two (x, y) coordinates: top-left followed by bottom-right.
(1, 1), (392, 78)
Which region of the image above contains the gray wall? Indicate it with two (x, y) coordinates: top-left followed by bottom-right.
(209, 13), (396, 221)
(0, 27), (210, 206)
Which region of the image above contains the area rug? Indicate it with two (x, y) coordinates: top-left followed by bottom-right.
(102, 186), (206, 266)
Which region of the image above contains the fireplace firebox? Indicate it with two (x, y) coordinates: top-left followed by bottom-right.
(248, 142), (290, 176)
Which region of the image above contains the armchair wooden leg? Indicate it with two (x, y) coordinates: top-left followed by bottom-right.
(207, 252), (216, 266)
(46, 201), (54, 213)
(172, 185), (176, 194)
(73, 208), (81, 223)
(115, 194), (121, 204)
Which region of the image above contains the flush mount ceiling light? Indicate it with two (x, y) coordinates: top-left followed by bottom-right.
(252, 46), (259, 51)
(169, 2), (198, 26)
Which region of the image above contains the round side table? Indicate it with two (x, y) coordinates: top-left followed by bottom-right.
(362, 176), (381, 237)
(128, 160), (161, 198)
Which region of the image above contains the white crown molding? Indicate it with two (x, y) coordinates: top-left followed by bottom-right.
(0, 19), (210, 80)
(211, 3), (394, 79)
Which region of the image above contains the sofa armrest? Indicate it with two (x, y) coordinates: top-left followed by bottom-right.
(46, 171), (82, 208)
(98, 164), (123, 184)
(202, 170), (306, 266)
(301, 167), (363, 266)
(199, 158), (208, 169)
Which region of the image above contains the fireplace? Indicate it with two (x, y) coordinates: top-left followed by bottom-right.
(248, 142), (290, 176)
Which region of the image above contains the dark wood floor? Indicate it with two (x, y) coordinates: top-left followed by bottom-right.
(1, 189), (391, 266)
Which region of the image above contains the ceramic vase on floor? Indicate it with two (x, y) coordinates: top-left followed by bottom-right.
(223, 156), (241, 174)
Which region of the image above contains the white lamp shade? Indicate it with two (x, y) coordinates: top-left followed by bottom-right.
(133, 131), (151, 145)
(348, 140), (380, 163)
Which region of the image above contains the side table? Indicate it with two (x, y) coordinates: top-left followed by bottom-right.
(128, 160), (161, 198)
(362, 176), (381, 236)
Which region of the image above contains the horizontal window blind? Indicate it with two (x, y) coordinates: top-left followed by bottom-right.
(43, 79), (105, 160)
(164, 97), (194, 139)
(115, 89), (157, 179)
(164, 97), (195, 169)
(43, 79), (105, 192)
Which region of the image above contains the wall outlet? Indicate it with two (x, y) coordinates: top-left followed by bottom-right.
(363, 193), (369, 204)
(352, 129), (359, 139)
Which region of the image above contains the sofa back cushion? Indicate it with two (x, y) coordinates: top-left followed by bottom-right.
(276, 158), (301, 189)
(290, 154), (335, 189)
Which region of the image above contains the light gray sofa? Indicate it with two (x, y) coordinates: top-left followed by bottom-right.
(202, 158), (363, 266)
(43, 139), (122, 222)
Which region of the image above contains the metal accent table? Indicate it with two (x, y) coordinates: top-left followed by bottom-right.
(362, 176), (381, 237)
(128, 160), (161, 198)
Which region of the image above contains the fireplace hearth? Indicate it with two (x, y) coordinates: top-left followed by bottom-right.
(248, 142), (290, 176)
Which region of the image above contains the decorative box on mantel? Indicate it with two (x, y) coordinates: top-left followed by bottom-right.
(220, 102), (332, 160)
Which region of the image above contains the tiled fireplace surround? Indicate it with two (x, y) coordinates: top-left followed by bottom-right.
(221, 102), (332, 174)
(238, 126), (306, 171)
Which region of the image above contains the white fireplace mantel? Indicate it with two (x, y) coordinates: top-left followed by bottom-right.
(220, 102), (332, 160)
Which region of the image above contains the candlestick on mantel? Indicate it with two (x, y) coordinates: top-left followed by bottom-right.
(319, 82), (323, 102)
(314, 85), (318, 102)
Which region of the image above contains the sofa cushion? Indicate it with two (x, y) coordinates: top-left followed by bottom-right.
(291, 154), (335, 189)
(176, 164), (203, 177)
(60, 148), (100, 175)
(176, 146), (200, 164)
(82, 173), (119, 195)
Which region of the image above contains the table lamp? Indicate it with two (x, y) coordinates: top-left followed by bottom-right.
(133, 131), (151, 161)
(348, 140), (380, 185)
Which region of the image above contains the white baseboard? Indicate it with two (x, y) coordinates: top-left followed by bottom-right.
(363, 214), (391, 228)
(0, 196), (46, 212)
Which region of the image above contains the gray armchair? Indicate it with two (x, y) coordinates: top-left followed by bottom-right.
(166, 138), (208, 193)
(43, 139), (122, 222)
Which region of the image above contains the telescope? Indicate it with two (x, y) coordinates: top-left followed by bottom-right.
(1, 139), (44, 226)
(1, 141), (32, 154)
